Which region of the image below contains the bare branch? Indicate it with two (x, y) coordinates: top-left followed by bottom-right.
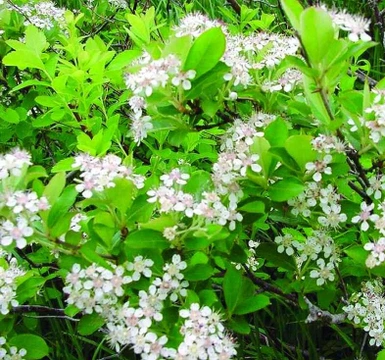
(304, 297), (346, 324)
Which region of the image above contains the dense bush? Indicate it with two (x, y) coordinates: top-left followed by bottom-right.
(2, 0), (385, 359)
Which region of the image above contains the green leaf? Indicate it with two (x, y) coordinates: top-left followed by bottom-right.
(223, 266), (243, 315)
(183, 264), (215, 281)
(104, 178), (134, 213)
(377, 349), (385, 360)
(25, 26), (48, 54)
(9, 334), (49, 360)
(269, 178), (305, 202)
(78, 313), (105, 336)
(16, 277), (46, 303)
(51, 158), (75, 173)
(300, 8), (334, 67)
(227, 316), (251, 334)
(257, 243), (296, 271)
(285, 135), (317, 171)
(264, 118), (288, 147)
(183, 27), (226, 78)
(280, 0), (303, 32)
(184, 170), (212, 197)
(107, 50), (141, 71)
(125, 229), (169, 249)
(344, 245), (367, 266)
(190, 252), (209, 265)
(43, 172), (66, 204)
(302, 74), (332, 125)
(80, 240), (113, 268)
(3, 50), (45, 70)
(35, 95), (62, 108)
(234, 294), (270, 315)
(239, 200), (265, 213)
(0, 108), (20, 124)
(250, 137), (275, 179)
(47, 185), (78, 228)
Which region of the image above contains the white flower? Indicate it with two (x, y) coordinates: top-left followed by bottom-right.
(275, 233), (298, 256)
(1, 217), (33, 249)
(160, 168), (190, 187)
(318, 204), (347, 229)
(126, 256), (154, 281)
(130, 112), (153, 145)
(305, 155), (333, 182)
(351, 202), (378, 231)
(171, 70), (196, 90)
(310, 259), (335, 286)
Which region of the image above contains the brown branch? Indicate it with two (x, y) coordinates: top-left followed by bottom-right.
(244, 267), (298, 305)
(227, 0), (241, 15)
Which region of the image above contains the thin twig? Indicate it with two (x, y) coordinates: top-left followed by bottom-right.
(244, 267), (298, 304)
(11, 305), (80, 322)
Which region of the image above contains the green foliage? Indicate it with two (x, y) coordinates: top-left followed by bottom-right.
(1, 0), (385, 359)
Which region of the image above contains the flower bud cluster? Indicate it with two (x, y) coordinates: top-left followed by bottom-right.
(343, 280), (385, 347)
(234, 240), (259, 271)
(72, 153), (145, 198)
(0, 336), (27, 360)
(0, 257), (25, 315)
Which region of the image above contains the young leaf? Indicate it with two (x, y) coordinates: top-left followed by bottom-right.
(300, 8), (335, 68)
(280, 0), (304, 32)
(183, 27), (226, 78)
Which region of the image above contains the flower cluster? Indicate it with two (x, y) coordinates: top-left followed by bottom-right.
(223, 33), (299, 88)
(319, 5), (371, 42)
(177, 303), (237, 359)
(213, 114), (271, 207)
(16, 1), (66, 30)
(0, 257), (25, 315)
(174, 12), (298, 92)
(343, 280), (385, 346)
(148, 169), (243, 230)
(124, 54), (196, 143)
(72, 153), (145, 198)
(275, 228), (338, 285)
(63, 262), (133, 314)
(173, 12), (225, 38)
(0, 148), (31, 180)
(0, 190), (49, 249)
(262, 68), (302, 93)
(63, 254), (223, 359)
(0, 336), (27, 360)
(364, 91), (385, 143)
